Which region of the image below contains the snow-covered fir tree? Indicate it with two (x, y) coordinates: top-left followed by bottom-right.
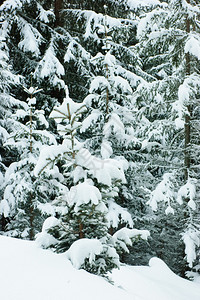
(34, 86), (149, 275)
(68, 2), (147, 229)
(73, 3), (156, 268)
(0, 19), (21, 230)
(0, 81), (63, 239)
(132, 0), (200, 275)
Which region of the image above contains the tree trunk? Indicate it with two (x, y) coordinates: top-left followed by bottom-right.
(184, 4), (191, 182)
(29, 204), (34, 240)
(79, 222), (84, 239)
(0, 214), (8, 232)
(54, 0), (63, 27)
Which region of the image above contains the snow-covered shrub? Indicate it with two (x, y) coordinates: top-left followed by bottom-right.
(66, 238), (120, 276)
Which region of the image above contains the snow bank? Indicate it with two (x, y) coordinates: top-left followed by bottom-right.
(0, 235), (200, 300)
(0, 236), (130, 300)
(112, 257), (200, 300)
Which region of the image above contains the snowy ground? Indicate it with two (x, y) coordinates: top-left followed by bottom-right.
(0, 235), (200, 300)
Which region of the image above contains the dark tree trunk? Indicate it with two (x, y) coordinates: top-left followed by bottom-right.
(29, 203), (34, 240)
(184, 3), (191, 182)
(79, 222), (84, 239)
(0, 214), (8, 232)
(54, 0), (64, 27)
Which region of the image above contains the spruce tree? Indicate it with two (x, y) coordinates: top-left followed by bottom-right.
(35, 86), (149, 275)
(0, 81), (62, 239)
(132, 0), (200, 275)
(0, 21), (21, 231)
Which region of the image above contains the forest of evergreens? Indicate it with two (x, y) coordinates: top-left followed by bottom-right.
(0, 0), (199, 277)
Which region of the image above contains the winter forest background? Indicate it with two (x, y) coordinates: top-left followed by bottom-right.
(0, 0), (200, 279)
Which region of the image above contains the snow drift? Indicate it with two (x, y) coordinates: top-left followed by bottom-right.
(0, 235), (200, 300)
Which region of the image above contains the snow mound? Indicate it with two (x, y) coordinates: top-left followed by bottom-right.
(0, 235), (200, 300)
(66, 238), (103, 269)
(112, 257), (200, 300)
(149, 257), (175, 274)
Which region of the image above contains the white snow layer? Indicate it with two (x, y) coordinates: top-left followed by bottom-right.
(177, 178), (197, 209)
(173, 73), (200, 129)
(101, 140), (113, 159)
(66, 181), (102, 212)
(183, 227), (200, 268)
(18, 19), (43, 57)
(148, 173), (175, 212)
(0, 0), (24, 12)
(0, 235), (200, 300)
(35, 144), (126, 186)
(113, 227), (150, 252)
(34, 45), (65, 88)
(106, 201), (133, 228)
(34, 143), (68, 176)
(35, 216), (61, 248)
(37, 4), (54, 23)
(75, 148), (126, 185)
(127, 0), (161, 10)
(50, 94), (86, 123)
(66, 238), (103, 269)
(185, 36), (200, 60)
(81, 109), (101, 132)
